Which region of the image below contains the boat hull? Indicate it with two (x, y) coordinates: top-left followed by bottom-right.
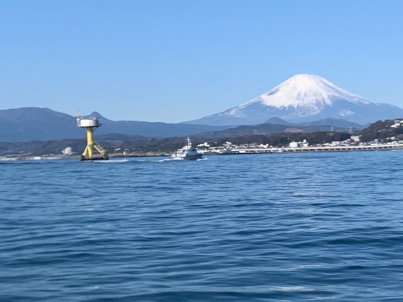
(172, 154), (203, 160)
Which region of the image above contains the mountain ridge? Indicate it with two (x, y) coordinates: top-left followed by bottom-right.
(0, 107), (365, 142)
(0, 107), (228, 142)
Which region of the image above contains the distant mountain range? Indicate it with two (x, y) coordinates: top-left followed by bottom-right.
(265, 117), (364, 128)
(0, 108), (227, 142)
(0, 108), (82, 142)
(0, 107), (367, 142)
(195, 118), (363, 139)
(186, 74), (403, 125)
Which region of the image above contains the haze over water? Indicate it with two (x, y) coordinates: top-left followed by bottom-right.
(1, 151), (403, 301)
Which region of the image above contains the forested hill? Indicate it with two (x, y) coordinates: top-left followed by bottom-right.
(359, 119), (403, 142)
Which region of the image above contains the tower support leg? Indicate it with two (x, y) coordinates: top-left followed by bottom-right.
(80, 126), (108, 160)
(86, 128), (94, 159)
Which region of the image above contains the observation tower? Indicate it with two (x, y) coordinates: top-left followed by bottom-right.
(76, 112), (108, 161)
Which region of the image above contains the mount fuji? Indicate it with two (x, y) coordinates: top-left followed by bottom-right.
(187, 74), (403, 126)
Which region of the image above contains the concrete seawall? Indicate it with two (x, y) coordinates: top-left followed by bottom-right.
(212, 144), (403, 155)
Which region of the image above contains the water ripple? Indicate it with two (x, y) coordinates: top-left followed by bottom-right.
(1, 151), (403, 300)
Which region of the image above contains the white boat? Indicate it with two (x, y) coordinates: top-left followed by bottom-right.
(171, 137), (203, 160)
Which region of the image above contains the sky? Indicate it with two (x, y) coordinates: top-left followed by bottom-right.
(0, 0), (402, 122)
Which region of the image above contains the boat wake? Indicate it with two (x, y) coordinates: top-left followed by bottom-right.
(94, 159), (129, 163)
(158, 159), (172, 163)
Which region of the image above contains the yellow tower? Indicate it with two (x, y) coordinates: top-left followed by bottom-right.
(76, 112), (109, 160)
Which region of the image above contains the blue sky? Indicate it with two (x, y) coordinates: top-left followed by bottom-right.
(1, 0), (402, 122)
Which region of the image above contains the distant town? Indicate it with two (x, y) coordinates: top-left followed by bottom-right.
(2, 118), (403, 160)
(194, 136), (403, 155)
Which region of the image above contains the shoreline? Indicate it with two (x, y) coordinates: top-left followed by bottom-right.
(210, 143), (403, 155)
(1, 143), (402, 161)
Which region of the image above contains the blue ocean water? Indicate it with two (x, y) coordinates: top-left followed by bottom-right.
(1, 151), (403, 301)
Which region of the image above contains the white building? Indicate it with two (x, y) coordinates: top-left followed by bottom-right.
(350, 135), (361, 142)
(62, 147), (73, 155)
(289, 140), (309, 148)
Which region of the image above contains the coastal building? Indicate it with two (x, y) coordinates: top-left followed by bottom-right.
(62, 147), (73, 155)
(289, 140), (309, 148)
(351, 135), (361, 142)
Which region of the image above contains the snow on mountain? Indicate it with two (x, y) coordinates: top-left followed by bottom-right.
(237, 74), (369, 111)
(186, 74), (403, 126)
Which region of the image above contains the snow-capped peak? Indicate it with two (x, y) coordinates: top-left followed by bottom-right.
(242, 74), (370, 109)
(186, 73), (403, 126)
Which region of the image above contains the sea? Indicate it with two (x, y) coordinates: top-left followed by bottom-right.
(1, 151), (403, 301)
